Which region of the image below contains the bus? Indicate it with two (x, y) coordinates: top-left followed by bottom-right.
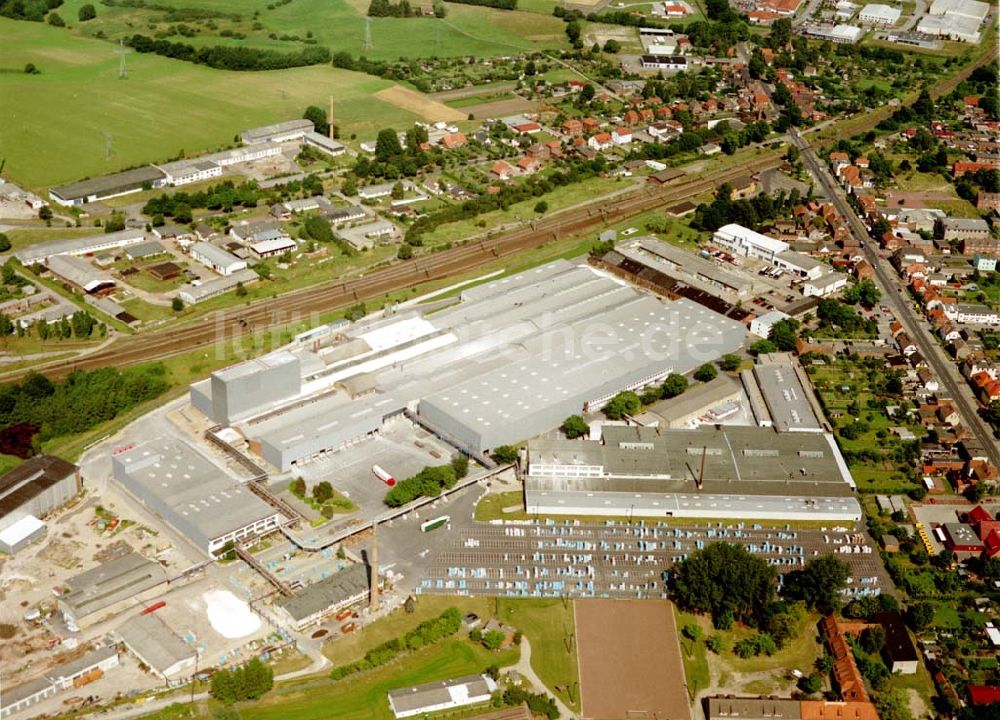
(420, 515), (450, 532)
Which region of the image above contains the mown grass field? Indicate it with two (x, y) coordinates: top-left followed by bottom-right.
(0, 19), (423, 189)
(60, 0), (566, 60)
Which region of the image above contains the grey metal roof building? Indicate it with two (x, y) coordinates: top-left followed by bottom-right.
(0, 677), (57, 719)
(274, 563), (369, 630)
(0, 455), (80, 535)
(49, 167), (166, 207)
(388, 674), (498, 719)
(749, 355), (824, 433)
(626, 236), (755, 297)
(177, 268), (258, 305)
(419, 293), (745, 452)
(58, 551), (168, 627)
(707, 696), (802, 720)
(111, 439), (282, 555)
(525, 425), (861, 521)
(117, 614), (197, 682)
(191, 260), (747, 467)
(240, 119), (313, 144)
(46, 254), (116, 294)
(635, 374), (744, 428)
(15, 228), (146, 265)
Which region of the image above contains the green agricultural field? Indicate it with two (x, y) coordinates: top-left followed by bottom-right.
(0, 19), (426, 189)
(43, 0), (566, 61)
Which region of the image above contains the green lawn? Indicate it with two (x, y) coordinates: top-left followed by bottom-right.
(498, 598), (579, 710)
(0, 454), (22, 476)
(674, 607), (710, 699)
(0, 19), (430, 190)
(247, 639), (517, 720)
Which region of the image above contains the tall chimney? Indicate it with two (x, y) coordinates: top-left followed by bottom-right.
(697, 445), (707, 490)
(369, 523), (380, 612)
(328, 96), (335, 140)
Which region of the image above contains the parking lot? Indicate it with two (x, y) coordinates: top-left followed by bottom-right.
(416, 520), (892, 600)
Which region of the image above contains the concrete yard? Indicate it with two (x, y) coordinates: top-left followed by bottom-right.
(575, 599), (691, 720)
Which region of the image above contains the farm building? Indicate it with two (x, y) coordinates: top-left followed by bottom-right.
(640, 55), (688, 70)
(249, 236), (297, 259)
(112, 439), (282, 556)
(48, 167), (166, 207)
(15, 228), (146, 265)
(524, 424), (861, 521)
(0, 455), (80, 551)
(274, 563), (371, 631)
(58, 551), (169, 628)
(388, 675), (498, 719)
(148, 262), (183, 281)
(116, 614), (197, 683)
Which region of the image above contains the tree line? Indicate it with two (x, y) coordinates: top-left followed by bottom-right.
(0, 366), (170, 446)
(127, 34), (330, 71)
(1, 0), (61, 22)
(329, 607), (463, 680)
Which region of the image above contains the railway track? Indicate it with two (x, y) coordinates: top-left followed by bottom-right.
(5, 152), (781, 382)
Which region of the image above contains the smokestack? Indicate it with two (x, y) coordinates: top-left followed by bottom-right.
(369, 523), (380, 612)
(697, 446), (707, 490)
(328, 96), (335, 140)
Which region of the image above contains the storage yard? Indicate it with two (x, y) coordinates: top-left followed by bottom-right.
(415, 519), (889, 599)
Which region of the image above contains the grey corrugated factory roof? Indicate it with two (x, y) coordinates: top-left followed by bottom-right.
(275, 563), (369, 621)
(47, 646), (118, 683)
(117, 613), (195, 676)
(388, 675), (495, 714)
(242, 119), (313, 141)
(0, 677), (54, 709)
(0, 454), (77, 517)
(112, 438), (279, 547)
(15, 228), (146, 264)
(528, 425), (856, 497)
(751, 359), (822, 432)
(60, 552), (167, 618)
(191, 241), (244, 269)
(126, 240), (167, 258)
(46, 254), (115, 292)
(50, 167), (165, 203)
(640, 374), (742, 425)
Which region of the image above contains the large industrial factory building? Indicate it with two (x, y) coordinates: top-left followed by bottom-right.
(189, 261), (747, 467)
(525, 425), (862, 521)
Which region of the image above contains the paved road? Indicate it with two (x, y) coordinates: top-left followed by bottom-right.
(791, 129), (1000, 471)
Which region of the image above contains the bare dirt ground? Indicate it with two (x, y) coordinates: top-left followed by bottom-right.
(575, 599), (691, 720)
(375, 86), (466, 122)
(430, 82), (518, 102)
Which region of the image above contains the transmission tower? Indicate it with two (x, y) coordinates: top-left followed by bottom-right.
(118, 38), (128, 79)
(103, 131), (113, 160)
(363, 16), (372, 50)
